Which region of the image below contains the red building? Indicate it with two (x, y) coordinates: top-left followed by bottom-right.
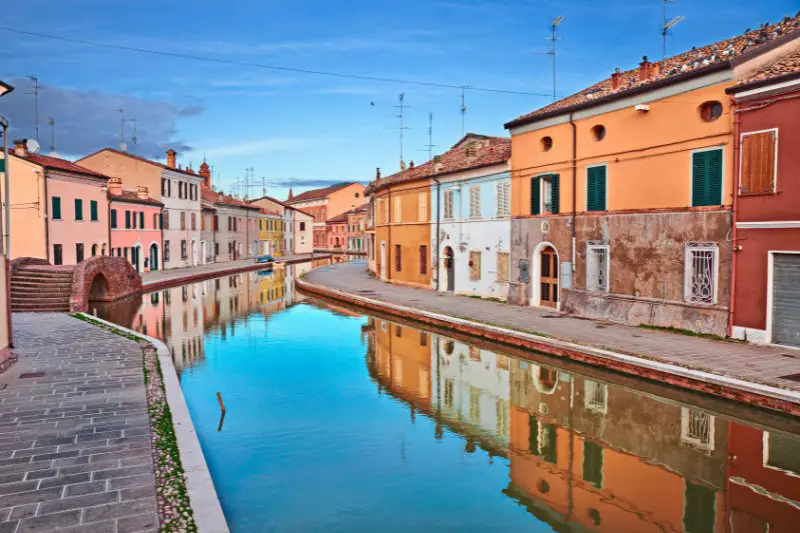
(729, 49), (800, 347)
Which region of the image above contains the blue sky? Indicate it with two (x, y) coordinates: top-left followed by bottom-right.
(0, 0), (796, 200)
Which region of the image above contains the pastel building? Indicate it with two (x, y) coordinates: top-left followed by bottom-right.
(284, 182), (366, 249)
(250, 195), (313, 255)
(108, 178), (164, 272)
(3, 141), (110, 265)
(432, 134), (512, 299)
(200, 201), (217, 264)
(199, 168), (261, 261)
(78, 148), (203, 269)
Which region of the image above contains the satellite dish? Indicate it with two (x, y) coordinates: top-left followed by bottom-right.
(26, 139), (40, 154)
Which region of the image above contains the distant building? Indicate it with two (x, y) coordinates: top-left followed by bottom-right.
(108, 178), (164, 272)
(284, 182), (366, 249)
(250, 195), (315, 255)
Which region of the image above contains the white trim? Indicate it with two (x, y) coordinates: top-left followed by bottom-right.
(532, 365), (559, 395)
(766, 251), (800, 346)
(586, 241), (610, 293)
(532, 171), (559, 215)
(680, 407), (716, 453)
(585, 163), (608, 212)
(734, 76), (800, 99)
(763, 431), (800, 478)
(531, 241), (560, 310)
(731, 326), (769, 344)
(739, 128), (778, 195)
(689, 145), (726, 207)
(684, 242), (720, 304)
(736, 221), (800, 229)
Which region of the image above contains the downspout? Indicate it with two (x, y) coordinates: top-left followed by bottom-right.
(728, 96), (741, 338)
(570, 112), (577, 274)
(106, 194), (112, 257)
(432, 176), (441, 291)
(386, 188), (392, 281)
(42, 170), (50, 263)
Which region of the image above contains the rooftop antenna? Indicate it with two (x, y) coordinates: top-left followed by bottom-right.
(394, 93), (409, 167)
(261, 176), (267, 197)
(460, 87), (469, 135)
(129, 118), (138, 151)
(548, 16), (564, 102)
(418, 112), (436, 161)
(27, 76), (41, 143)
(47, 117), (56, 154)
(117, 109), (128, 151)
(662, 1), (684, 60)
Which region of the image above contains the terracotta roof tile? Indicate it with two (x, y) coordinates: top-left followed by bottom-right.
(79, 148), (205, 179)
(285, 182), (355, 204)
(368, 133), (510, 194)
(17, 152), (109, 179)
(507, 14), (800, 127)
(201, 187), (261, 210)
(109, 189), (164, 207)
(736, 45), (800, 87)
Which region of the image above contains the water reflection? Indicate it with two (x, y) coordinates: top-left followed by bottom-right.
(97, 262), (800, 532)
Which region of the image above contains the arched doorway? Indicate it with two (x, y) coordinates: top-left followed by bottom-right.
(149, 243), (159, 271)
(532, 243), (559, 308)
(443, 247), (455, 292)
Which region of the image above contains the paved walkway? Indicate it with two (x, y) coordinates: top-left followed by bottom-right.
(305, 261), (800, 393)
(141, 253), (320, 288)
(0, 314), (158, 533)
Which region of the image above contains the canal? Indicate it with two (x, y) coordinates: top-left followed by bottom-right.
(98, 261), (800, 533)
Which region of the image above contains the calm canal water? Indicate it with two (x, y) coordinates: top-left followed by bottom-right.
(98, 260), (800, 533)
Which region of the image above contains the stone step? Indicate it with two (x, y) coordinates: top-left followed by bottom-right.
(11, 281), (73, 290)
(11, 295), (71, 303)
(14, 271), (74, 280)
(11, 304), (70, 312)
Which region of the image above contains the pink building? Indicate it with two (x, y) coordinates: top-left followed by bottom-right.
(108, 178), (164, 272)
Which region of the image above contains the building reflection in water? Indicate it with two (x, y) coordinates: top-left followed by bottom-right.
(364, 316), (800, 533)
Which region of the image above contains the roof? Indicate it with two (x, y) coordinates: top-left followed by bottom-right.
(506, 14), (800, 128)
(327, 212), (350, 224)
(201, 201), (216, 211)
(14, 152), (109, 180)
(284, 182), (356, 204)
(201, 187), (261, 211)
(728, 45), (800, 93)
(109, 190), (164, 207)
(367, 133), (511, 194)
(79, 148), (204, 179)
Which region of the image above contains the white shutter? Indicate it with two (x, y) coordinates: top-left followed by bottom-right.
(444, 191), (453, 219)
(418, 192), (428, 222)
(496, 181), (510, 217)
(469, 186), (481, 218)
(393, 196), (401, 223)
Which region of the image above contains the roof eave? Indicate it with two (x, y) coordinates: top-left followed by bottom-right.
(727, 70), (800, 94)
(372, 159), (509, 194)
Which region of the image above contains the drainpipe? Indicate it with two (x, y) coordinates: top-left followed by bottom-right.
(42, 170), (50, 263)
(386, 188), (392, 281)
(432, 176), (441, 291)
(728, 96), (741, 339)
(570, 112), (577, 274)
(1, 119), (11, 349)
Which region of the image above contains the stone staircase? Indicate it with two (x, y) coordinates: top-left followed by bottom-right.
(11, 265), (75, 312)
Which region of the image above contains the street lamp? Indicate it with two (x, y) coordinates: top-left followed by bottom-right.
(1, 80), (15, 257)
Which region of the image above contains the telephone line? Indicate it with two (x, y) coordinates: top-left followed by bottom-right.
(0, 26), (554, 98)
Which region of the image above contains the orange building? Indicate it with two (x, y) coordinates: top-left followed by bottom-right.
(284, 182), (365, 249)
(504, 17), (800, 335)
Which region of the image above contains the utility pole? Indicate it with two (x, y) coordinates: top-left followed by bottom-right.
(27, 76), (41, 143)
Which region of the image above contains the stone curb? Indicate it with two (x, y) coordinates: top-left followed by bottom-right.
(76, 313), (230, 533)
(297, 278), (800, 416)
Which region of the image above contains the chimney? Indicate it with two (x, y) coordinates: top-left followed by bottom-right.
(166, 149), (177, 168)
(13, 139), (27, 157)
(136, 186), (149, 200)
(409, 160), (415, 170)
(288, 187), (294, 200)
(651, 62), (661, 77)
(610, 68), (622, 90)
(434, 155), (443, 173)
(108, 177), (123, 196)
(639, 56), (651, 82)
(375, 167), (381, 181)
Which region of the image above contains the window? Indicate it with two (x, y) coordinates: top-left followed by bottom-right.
(123, 247), (129, 259)
(468, 186), (481, 218)
(181, 212), (186, 230)
(154, 213), (159, 229)
(530, 174), (560, 215)
(90, 200), (98, 221)
(681, 407), (715, 452)
(586, 241), (609, 292)
(582, 441), (604, 488)
(51, 197), (62, 220)
(161, 178), (168, 197)
(684, 481), (716, 533)
(496, 181), (510, 217)
(443, 190), (454, 219)
(213, 215), (219, 231)
(541, 136), (553, 151)
(393, 196), (401, 223)
(125, 210), (131, 229)
(181, 240), (187, 260)
(139, 212), (145, 229)
(591, 124), (607, 141)
(699, 101), (723, 122)
(583, 380), (608, 414)
(111, 209), (117, 228)
(191, 213), (196, 231)
(394, 244), (402, 272)
(497, 252), (510, 282)
(74, 199), (84, 221)
(419, 245), (428, 275)
(586, 165), (607, 212)
(53, 244), (62, 265)
(132, 211), (138, 229)
(164, 241), (170, 262)
(162, 210), (169, 229)
(418, 192), (428, 222)
(740, 130), (776, 195)
(420, 332), (428, 347)
(692, 149), (723, 207)
(91, 244), (97, 257)
(214, 242), (220, 256)
(469, 251), (481, 281)
(684, 243), (719, 304)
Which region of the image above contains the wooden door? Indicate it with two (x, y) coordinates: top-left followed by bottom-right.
(540, 247), (559, 308)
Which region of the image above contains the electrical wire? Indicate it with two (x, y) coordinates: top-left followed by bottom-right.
(0, 26), (552, 98)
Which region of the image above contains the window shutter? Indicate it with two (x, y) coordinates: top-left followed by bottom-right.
(707, 149), (722, 205)
(530, 177), (541, 215)
(692, 150), (722, 206)
(692, 152), (708, 206)
(125, 211), (131, 229)
(74, 199), (83, 220)
(587, 167), (606, 211)
(111, 209), (117, 228)
(140, 212), (145, 228)
(551, 175), (560, 214)
(741, 132), (776, 194)
(52, 197), (61, 219)
(90, 200), (98, 221)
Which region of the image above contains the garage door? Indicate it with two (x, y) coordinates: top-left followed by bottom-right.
(772, 254), (800, 347)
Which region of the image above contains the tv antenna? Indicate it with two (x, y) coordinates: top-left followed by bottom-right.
(418, 112), (436, 161)
(533, 16), (564, 102)
(460, 87), (469, 135)
(662, 1), (684, 60)
(47, 117), (57, 155)
(27, 76), (41, 143)
(117, 109), (128, 151)
(385, 93), (410, 168)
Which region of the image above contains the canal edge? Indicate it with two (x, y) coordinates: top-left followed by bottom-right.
(76, 313), (230, 533)
(296, 278), (800, 416)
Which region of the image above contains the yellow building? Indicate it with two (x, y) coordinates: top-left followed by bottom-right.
(257, 210), (284, 256)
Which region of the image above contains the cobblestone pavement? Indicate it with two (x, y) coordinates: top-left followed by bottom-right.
(0, 314), (158, 533)
(141, 252), (321, 288)
(305, 261), (800, 391)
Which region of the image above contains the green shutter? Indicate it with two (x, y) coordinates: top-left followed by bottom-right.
(125, 211), (131, 229)
(0, 159), (5, 172)
(551, 174), (560, 214)
(692, 149), (723, 207)
(74, 199), (83, 220)
(90, 200), (98, 221)
(140, 212), (145, 228)
(587, 166), (607, 212)
(52, 197), (61, 220)
(530, 177), (541, 215)
(111, 209), (117, 228)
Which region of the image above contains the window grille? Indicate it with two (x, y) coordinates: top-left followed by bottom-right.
(583, 380), (608, 414)
(586, 241), (610, 292)
(680, 408), (715, 453)
(684, 243), (718, 304)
